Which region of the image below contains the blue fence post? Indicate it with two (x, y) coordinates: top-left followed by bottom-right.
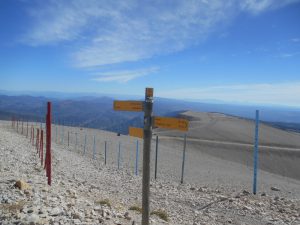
(84, 134), (87, 155)
(104, 141), (107, 165)
(135, 140), (139, 176)
(93, 135), (96, 159)
(253, 110), (260, 194)
(118, 141), (121, 170)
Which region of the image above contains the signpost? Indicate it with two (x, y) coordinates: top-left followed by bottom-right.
(113, 88), (189, 225)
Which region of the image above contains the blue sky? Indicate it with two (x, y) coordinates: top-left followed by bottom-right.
(0, 0), (300, 106)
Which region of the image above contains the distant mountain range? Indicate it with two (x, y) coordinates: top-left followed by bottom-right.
(1, 94), (300, 134)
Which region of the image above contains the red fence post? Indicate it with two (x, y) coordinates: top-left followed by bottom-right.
(46, 102), (52, 186)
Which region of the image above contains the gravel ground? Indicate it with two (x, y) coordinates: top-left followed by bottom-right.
(1, 121), (300, 225)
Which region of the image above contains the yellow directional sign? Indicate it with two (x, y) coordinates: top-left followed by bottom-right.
(129, 127), (144, 139)
(113, 101), (143, 112)
(154, 116), (189, 132)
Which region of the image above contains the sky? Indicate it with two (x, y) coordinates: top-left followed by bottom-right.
(0, 0), (300, 107)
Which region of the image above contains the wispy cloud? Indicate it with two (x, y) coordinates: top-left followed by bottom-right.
(157, 82), (300, 107)
(91, 67), (159, 83)
(291, 38), (300, 42)
(239, 0), (300, 14)
(278, 52), (300, 58)
(21, 0), (300, 68)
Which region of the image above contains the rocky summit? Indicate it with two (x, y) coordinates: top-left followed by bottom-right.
(0, 122), (299, 224)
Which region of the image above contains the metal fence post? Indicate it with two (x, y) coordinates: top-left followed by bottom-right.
(118, 141), (121, 169)
(253, 110), (260, 194)
(181, 134), (187, 184)
(154, 135), (159, 180)
(135, 139), (139, 176)
(93, 135), (96, 159)
(104, 141), (107, 165)
(84, 134), (87, 155)
(75, 132), (78, 151)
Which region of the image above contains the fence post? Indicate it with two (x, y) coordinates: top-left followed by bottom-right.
(36, 128), (40, 153)
(154, 135), (159, 180)
(45, 102), (52, 186)
(75, 132), (78, 151)
(93, 135), (96, 159)
(26, 121), (28, 138)
(46, 102), (51, 185)
(68, 131), (70, 147)
(118, 141), (121, 169)
(40, 130), (44, 166)
(135, 140), (139, 176)
(21, 120), (24, 134)
(61, 123), (64, 144)
(84, 134), (87, 155)
(253, 110), (260, 194)
(181, 134), (187, 184)
(55, 125), (57, 143)
(104, 141), (107, 165)
(32, 128), (35, 146)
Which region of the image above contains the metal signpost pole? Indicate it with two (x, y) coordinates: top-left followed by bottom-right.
(142, 88), (153, 225)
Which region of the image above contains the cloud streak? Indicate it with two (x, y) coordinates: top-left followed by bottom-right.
(91, 67), (159, 83)
(22, 0), (300, 68)
(157, 82), (300, 107)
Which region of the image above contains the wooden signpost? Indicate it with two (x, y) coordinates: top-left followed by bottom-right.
(113, 88), (189, 225)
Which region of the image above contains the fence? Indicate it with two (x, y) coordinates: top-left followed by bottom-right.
(7, 104), (298, 200)
(10, 102), (52, 185)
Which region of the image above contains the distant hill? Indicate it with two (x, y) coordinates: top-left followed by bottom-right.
(1, 94), (300, 134)
(156, 111), (300, 148)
